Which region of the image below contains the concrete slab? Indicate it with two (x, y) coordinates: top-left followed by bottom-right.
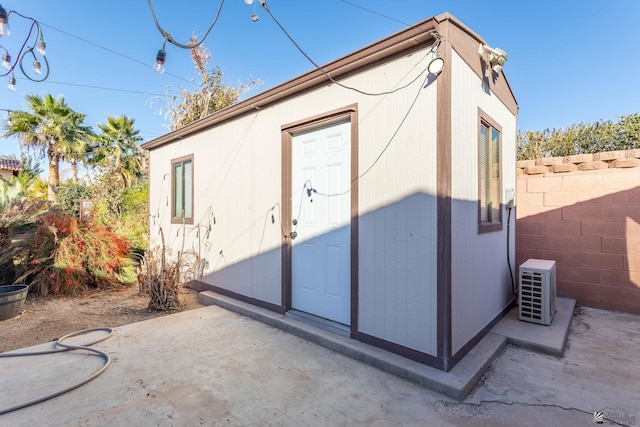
(200, 290), (506, 400)
(490, 297), (575, 357)
(0, 298), (638, 426)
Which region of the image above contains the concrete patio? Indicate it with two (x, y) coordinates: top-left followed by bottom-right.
(1, 295), (638, 426)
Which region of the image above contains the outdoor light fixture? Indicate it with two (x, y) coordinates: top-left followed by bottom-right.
(426, 31), (445, 75)
(427, 52), (444, 75)
(1, 51), (9, 70)
(0, 4), (10, 37)
(37, 36), (46, 55)
(0, 4), (49, 88)
(1, 108), (12, 125)
(155, 48), (166, 74)
(148, 0), (224, 73)
(478, 43), (508, 73)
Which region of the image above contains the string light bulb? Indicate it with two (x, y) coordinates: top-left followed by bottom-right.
(0, 5), (50, 88)
(1, 52), (10, 70)
(154, 48), (166, 74)
(37, 36), (46, 55)
(32, 59), (41, 74)
(0, 4), (10, 37)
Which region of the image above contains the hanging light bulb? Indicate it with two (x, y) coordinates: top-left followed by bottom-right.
(37, 36), (46, 55)
(244, 0), (253, 4)
(0, 4), (10, 37)
(1, 52), (10, 70)
(6, 113), (12, 126)
(7, 76), (16, 91)
(155, 49), (166, 74)
(251, 13), (259, 22)
(32, 59), (41, 75)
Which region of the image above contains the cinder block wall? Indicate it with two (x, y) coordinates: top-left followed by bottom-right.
(516, 149), (640, 314)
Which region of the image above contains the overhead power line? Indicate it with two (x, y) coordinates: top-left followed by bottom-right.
(16, 76), (168, 97)
(337, 0), (410, 26)
(40, 22), (197, 86)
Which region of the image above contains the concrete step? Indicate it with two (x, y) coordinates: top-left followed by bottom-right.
(490, 297), (575, 357)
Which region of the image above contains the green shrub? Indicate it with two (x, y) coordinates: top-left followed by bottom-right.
(57, 182), (92, 218)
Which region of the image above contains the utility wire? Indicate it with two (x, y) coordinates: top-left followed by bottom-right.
(40, 22), (196, 86)
(259, 0), (431, 97)
(147, 0), (225, 50)
(21, 77), (168, 97)
(337, 0), (410, 26)
(303, 70), (429, 199)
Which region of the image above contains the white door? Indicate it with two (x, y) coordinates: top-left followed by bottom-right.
(291, 120), (351, 325)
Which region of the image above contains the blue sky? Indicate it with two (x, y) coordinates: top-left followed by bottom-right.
(1, 0), (638, 170)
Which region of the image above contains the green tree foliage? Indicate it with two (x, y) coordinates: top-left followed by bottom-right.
(90, 115), (145, 187)
(517, 113), (640, 160)
(166, 38), (262, 130)
(3, 94), (93, 201)
(120, 183), (149, 254)
(57, 181), (92, 218)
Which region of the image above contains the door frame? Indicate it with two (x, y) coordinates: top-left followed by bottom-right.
(281, 104), (359, 335)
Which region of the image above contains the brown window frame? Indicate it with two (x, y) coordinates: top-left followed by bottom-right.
(171, 154), (194, 225)
(477, 109), (502, 234)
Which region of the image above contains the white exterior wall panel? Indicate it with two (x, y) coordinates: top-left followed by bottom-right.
(149, 45), (440, 344)
(449, 51), (517, 354)
(355, 59), (439, 356)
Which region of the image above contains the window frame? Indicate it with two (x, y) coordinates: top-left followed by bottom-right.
(171, 154), (194, 225)
(477, 109), (503, 234)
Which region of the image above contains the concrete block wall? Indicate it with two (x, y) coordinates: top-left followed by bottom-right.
(516, 149), (640, 314)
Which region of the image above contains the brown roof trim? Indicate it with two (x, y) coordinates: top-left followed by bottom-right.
(142, 17), (441, 151)
(436, 13), (518, 115)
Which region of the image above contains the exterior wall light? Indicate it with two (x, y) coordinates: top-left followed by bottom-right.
(426, 31), (444, 75)
(427, 53), (444, 75)
(478, 43), (508, 73)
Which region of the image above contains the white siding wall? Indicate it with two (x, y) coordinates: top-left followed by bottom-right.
(149, 45), (439, 353)
(356, 72), (439, 356)
(449, 50), (517, 354)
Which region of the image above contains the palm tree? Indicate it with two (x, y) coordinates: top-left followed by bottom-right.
(3, 94), (91, 201)
(91, 115), (144, 187)
(57, 111), (93, 183)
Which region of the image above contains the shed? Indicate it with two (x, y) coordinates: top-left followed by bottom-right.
(142, 12), (518, 371)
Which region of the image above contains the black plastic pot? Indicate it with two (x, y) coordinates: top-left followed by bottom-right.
(0, 284), (29, 320)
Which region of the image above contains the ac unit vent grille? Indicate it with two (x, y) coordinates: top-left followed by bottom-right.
(519, 259), (556, 325)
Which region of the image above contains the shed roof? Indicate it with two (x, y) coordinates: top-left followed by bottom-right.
(142, 12), (517, 151)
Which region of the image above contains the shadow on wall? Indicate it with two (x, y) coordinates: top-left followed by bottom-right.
(188, 191), (514, 361)
(516, 187), (640, 314)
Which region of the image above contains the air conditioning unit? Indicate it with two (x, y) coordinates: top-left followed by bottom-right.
(519, 259), (556, 325)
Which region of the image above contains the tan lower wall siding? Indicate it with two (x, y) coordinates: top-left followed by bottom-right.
(516, 150), (640, 314)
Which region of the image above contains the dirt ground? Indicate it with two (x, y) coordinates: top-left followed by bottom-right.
(0, 285), (205, 353)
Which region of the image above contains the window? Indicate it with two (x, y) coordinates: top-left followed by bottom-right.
(171, 155), (193, 224)
(478, 111), (502, 233)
